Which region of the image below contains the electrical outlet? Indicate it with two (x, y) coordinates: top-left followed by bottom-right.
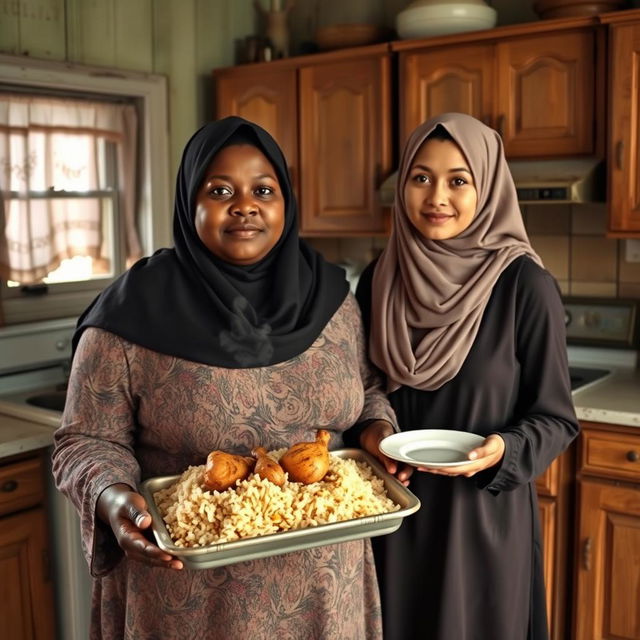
(625, 239), (640, 263)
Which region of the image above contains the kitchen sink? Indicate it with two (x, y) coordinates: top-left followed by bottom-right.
(568, 366), (610, 392)
(26, 389), (67, 412)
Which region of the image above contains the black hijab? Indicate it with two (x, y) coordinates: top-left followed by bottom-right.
(73, 116), (349, 368)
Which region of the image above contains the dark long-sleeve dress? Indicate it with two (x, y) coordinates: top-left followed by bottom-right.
(357, 256), (579, 640)
(51, 294), (397, 640)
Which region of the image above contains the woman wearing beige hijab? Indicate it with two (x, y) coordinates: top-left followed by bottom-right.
(356, 113), (579, 640)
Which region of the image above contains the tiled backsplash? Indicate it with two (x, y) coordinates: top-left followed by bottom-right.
(307, 203), (640, 299)
(525, 203), (640, 298)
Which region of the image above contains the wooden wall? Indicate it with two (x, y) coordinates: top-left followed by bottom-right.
(0, 0), (255, 177)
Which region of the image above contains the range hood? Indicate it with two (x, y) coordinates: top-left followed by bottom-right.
(508, 157), (605, 204)
(379, 156), (606, 206)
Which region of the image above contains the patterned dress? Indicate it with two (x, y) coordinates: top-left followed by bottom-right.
(52, 294), (396, 640)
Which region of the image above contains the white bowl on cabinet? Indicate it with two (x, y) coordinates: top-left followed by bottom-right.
(396, 1), (498, 40)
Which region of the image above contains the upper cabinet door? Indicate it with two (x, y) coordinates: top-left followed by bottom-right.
(215, 67), (299, 189)
(496, 31), (595, 157)
(298, 54), (391, 235)
(399, 44), (494, 147)
(608, 22), (640, 234)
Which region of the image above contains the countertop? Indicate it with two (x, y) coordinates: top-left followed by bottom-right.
(572, 365), (640, 428)
(0, 400), (59, 459)
(0, 410), (55, 458)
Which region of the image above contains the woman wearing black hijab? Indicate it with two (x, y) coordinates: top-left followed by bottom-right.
(52, 117), (396, 639)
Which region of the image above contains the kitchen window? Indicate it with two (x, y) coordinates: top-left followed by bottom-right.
(0, 56), (171, 325)
(0, 92), (136, 308)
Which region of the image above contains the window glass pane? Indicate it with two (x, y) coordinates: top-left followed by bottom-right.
(4, 193), (116, 287)
(44, 256), (105, 283)
(8, 255), (108, 286)
(52, 132), (99, 192)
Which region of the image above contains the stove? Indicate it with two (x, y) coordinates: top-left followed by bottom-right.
(0, 317), (91, 640)
(564, 297), (639, 393)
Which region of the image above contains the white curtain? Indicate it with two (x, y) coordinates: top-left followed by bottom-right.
(0, 94), (140, 283)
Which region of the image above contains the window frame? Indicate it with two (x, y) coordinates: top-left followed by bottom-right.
(0, 54), (170, 325)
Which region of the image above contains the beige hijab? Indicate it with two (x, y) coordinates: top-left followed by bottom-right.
(370, 112), (542, 392)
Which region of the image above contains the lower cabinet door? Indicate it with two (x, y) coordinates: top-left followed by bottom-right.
(575, 480), (640, 640)
(0, 507), (56, 640)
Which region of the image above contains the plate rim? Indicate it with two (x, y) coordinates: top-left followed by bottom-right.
(379, 429), (485, 468)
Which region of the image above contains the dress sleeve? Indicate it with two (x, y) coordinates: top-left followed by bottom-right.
(343, 268), (398, 447)
(481, 262), (580, 493)
(51, 328), (141, 576)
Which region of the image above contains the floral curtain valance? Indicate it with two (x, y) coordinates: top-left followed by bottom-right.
(0, 93), (141, 284)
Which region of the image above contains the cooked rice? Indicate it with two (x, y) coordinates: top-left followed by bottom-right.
(154, 451), (400, 547)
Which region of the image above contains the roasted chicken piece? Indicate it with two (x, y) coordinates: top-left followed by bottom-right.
(280, 429), (331, 484)
(252, 447), (286, 487)
(203, 450), (255, 492)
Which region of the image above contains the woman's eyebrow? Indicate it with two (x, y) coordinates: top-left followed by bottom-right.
(411, 163), (472, 174)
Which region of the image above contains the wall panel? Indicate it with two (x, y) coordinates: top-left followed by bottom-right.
(114, 0), (153, 71)
(66, 0), (116, 66)
(16, 0), (66, 60)
(0, 2), (22, 55)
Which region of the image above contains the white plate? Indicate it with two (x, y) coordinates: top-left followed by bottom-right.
(379, 429), (485, 468)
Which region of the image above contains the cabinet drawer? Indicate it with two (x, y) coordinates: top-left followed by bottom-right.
(580, 429), (640, 481)
(0, 456), (44, 516)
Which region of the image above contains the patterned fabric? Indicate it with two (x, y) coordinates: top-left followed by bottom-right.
(52, 294), (394, 640)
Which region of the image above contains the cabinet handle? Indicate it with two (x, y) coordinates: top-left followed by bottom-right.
(1, 480), (18, 492)
(626, 450), (639, 462)
(616, 140), (624, 170)
(582, 537), (592, 571)
(497, 114), (506, 138)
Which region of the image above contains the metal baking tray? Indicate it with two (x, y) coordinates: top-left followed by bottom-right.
(139, 448), (420, 570)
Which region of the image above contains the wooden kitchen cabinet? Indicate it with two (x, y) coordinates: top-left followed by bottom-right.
(496, 31), (595, 157)
(213, 46), (392, 236)
(397, 28), (596, 157)
(399, 42), (494, 145)
(213, 18), (610, 236)
(573, 422), (640, 640)
(298, 54), (391, 234)
(535, 448), (575, 640)
(0, 453), (55, 640)
(602, 12), (640, 235)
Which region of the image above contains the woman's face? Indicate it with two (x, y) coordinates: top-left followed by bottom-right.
(195, 144), (286, 265)
(404, 137), (478, 241)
